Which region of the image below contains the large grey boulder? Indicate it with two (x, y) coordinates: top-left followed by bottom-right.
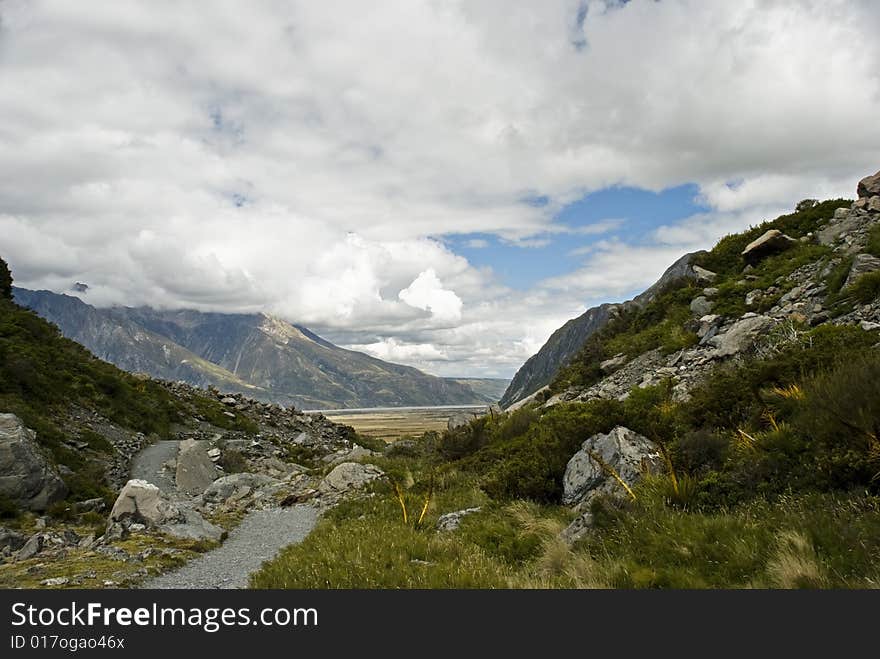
(690, 295), (714, 317)
(857, 169), (880, 198)
(109, 479), (183, 526)
(708, 314), (775, 358)
(175, 439), (219, 496)
(844, 253), (880, 289)
(318, 462), (384, 494)
(158, 509), (224, 543)
(0, 413), (68, 511)
(0, 526), (26, 553)
(562, 426), (664, 507)
(741, 230), (797, 265)
(202, 472), (278, 504)
(436, 507), (482, 532)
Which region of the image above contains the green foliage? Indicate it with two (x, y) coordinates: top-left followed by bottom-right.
(190, 396), (257, 434)
(0, 493), (18, 519)
(866, 224), (880, 258)
(824, 255), (854, 302)
(219, 449), (248, 474)
(849, 270), (880, 304)
(79, 430), (113, 454)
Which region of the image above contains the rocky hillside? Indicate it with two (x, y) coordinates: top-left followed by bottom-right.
(12, 291), (491, 409)
(545, 170), (880, 408)
(499, 251), (711, 408)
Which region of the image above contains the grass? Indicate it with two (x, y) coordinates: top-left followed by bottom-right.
(321, 406), (489, 443)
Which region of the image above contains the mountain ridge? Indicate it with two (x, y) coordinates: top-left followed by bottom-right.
(12, 288), (494, 409)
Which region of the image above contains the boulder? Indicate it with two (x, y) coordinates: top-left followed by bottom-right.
(385, 438), (421, 458)
(447, 412), (478, 431)
(560, 512), (594, 545)
(175, 439), (219, 496)
(867, 196), (880, 213)
(108, 479), (183, 526)
(708, 314), (774, 358)
(844, 253), (880, 289)
(689, 295), (714, 317)
(0, 413), (68, 511)
(436, 507), (482, 532)
(0, 526), (26, 553)
(857, 170), (880, 198)
(599, 353), (628, 374)
(741, 230), (797, 264)
(14, 534), (43, 561)
(318, 462), (384, 494)
(562, 426), (664, 506)
(692, 265), (717, 283)
(327, 445), (378, 466)
(158, 509), (224, 543)
(202, 473), (278, 504)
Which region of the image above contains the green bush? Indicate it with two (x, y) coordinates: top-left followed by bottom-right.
(866, 224), (880, 258)
(849, 270), (880, 304)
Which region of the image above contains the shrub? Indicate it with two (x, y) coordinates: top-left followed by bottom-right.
(849, 270), (880, 304)
(866, 224), (880, 258)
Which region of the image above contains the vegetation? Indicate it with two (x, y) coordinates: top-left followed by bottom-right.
(252, 198), (880, 589)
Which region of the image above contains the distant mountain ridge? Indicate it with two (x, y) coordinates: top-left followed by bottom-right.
(12, 288), (493, 409)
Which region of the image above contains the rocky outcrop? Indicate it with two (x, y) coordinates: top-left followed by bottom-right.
(501, 251), (708, 409)
(857, 169), (880, 199)
(0, 413), (68, 511)
(108, 479), (223, 543)
(707, 314), (775, 358)
(437, 507), (482, 532)
(201, 473), (279, 504)
(318, 462), (384, 495)
(844, 253), (880, 289)
(562, 427), (664, 507)
(175, 439), (219, 496)
(109, 479), (184, 527)
(741, 229), (797, 265)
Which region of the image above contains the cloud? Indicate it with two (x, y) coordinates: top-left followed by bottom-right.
(2, 1), (879, 377)
(398, 269), (463, 323)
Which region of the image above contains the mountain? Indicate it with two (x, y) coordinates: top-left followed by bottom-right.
(12, 289), (492, 409)
(498, 251), (706, 408)
(444, 377), (510, 403)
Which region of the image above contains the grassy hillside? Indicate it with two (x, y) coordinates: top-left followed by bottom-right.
(0, 259), (254, 510)
(253, 199), (880, 589)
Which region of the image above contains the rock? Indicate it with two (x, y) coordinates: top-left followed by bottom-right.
(318, 462), (384, 494)
(857, 170), (880, 198)
(697, 315), (721, 339)
(0, 526), (26, 553)
(158, 509), (224, 543)
(220, 397), (237, 406)
(447, 412), (477, 431)
(108, 479), (183, 527)
(708, 315), (775, 358)
(702, 287), (719, 298)
(14, 534), (43, 561)
(690, 296), (713, 317)
(599, 353), (628, 374)
(741, 230), (797, 265)
(745, 290), (762, 307)
(175, 439), (219, 496)
(202, 473), (278, 503)
(73, 498), (106, 514)
(385, 438), (421, 458)
(833, 207), (850, 220)
(560, 512), (594, 545)
(860, 320), (880, 332)
(207, 448), (221, 462)
(844, 253), (880, 289)
(868, 196), (880, 213)
(41, 577), (69, 587)
(562, 426), (664, 507)
(0, 413), (68, 511)
(692, 265), (717, 283)
(327, 445), (378, 466)
(436, 507), (482, 532)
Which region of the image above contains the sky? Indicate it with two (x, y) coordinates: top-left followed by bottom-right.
(1, 1), (879, 379)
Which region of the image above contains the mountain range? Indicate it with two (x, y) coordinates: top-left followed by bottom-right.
(12, 287), (505, 409)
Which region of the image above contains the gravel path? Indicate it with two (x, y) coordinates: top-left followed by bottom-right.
(130, 440), (180, 493)
(142, 505), (318, 589)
